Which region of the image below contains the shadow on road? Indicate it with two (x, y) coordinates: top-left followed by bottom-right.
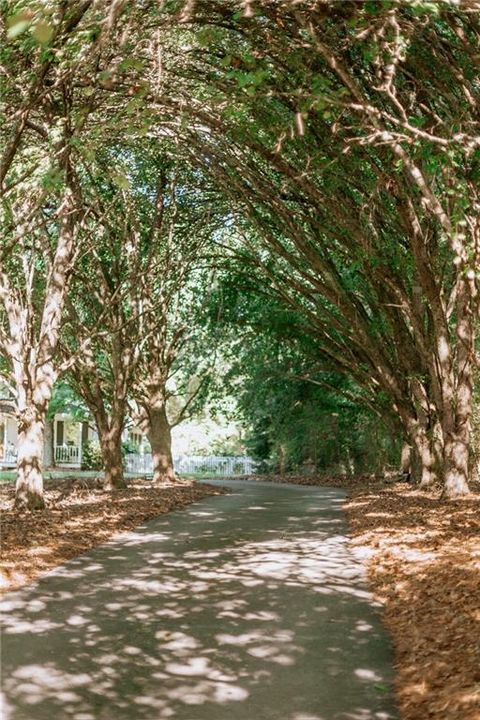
(1, 481), (397, 720)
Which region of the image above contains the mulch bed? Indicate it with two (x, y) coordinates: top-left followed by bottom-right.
(241, 472), (480, 720)
(345, 482), (480, 720)
(0, 476), (226, 595)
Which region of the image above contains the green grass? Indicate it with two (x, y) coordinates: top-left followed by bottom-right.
(0, 469), (100, 483)
(0, 469), (226, 484)
(181, 472), (224, 480)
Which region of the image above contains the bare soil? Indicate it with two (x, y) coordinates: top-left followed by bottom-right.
(0, 476), (225, 595)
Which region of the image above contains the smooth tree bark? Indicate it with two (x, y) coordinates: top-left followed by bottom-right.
(0, 179), (79, 509)
(439, 275), (477, 498)
(144, 400), (176, 485)
(136, 365), (212, 485)
(399, 442), (411, 477)
(15, 411), (46, 510)
(134, 351), (181, 485)
(95, 412), (126, 490)
(409, 426), (438, 489)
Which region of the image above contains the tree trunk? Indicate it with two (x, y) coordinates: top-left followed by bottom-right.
(99, 426), (126, 490)
(146, 404), (176, 484)
(470, 415), (480, 484)
(15, 410), (45, 510)
(410, 425), (438, 488)
(400, 442), (411, 477)
(437, 383), (472, 498)
(442, 432), (470, 499)
(438, 274), (474, 499)
(473, 457), (480, 486)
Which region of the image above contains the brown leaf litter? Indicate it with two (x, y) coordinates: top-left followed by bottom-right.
(1, 476), (225, 595)
(345, 481), (480, 720)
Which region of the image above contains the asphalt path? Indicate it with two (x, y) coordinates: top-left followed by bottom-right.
(1, 480), (398, 720)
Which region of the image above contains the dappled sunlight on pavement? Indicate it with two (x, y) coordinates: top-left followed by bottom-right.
(0, 479), (225, 593)
(2, 481), (397, 720)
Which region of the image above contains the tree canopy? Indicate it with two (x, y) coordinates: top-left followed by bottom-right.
(1, 0), (479, 507)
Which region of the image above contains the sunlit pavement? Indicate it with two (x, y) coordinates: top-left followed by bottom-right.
(1, 480), (398, 720)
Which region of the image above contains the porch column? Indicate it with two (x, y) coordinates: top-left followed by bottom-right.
(53, 417), (58, 466)
(0, 414), (6, 461)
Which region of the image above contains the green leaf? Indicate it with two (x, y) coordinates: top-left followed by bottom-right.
(7, 11), (32, 39)
(365, 1), (381, 14)
(119, 57), (144, 72)
(362, 42), (379, 62)
(98, 70), (113, 83)
(410, 0), (441, 16)
(32, 20), (54, 45)
(112, 172), (130, 189)
(409, 116), (427, 128)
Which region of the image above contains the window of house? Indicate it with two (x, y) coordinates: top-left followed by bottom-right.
(56, 421), (64, 445)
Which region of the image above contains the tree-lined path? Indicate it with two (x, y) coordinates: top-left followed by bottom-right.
(2, 481), (397, 720)
(2, 4), (479, 717)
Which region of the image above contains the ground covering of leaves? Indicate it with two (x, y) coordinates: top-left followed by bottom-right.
(345, 482), (480, 720)
(243, 473), (480, 720)
(239, 472), (374, 490)
(1, 477), (225, 595)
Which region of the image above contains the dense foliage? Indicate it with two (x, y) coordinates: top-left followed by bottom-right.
(211, 274), (400, 474)
(0, 1), (479, 507)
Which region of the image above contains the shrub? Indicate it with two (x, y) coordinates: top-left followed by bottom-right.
(81, 440), (103, 471)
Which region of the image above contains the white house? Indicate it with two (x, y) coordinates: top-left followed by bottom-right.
(0, 385), (148, 469)
(0, 397), (18, 467)
(51, 413), (95, 467)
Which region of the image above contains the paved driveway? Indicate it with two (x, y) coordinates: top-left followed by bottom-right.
(1, 480), (397, 720)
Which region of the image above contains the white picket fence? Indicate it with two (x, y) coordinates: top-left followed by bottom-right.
(55, 445), (81, 465)
(125, 453), (153, 474)
(176, 455), (257, 475)
(125, 453), (256, 476)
